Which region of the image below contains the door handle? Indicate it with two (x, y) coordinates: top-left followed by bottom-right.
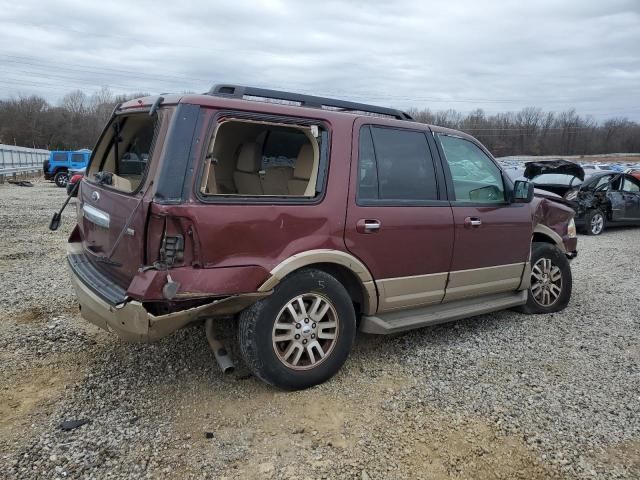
(356, 219), (381, 234)
(464, 216), (482, 228)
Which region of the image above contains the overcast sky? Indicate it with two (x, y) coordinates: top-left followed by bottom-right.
(1, 0), (638, 120)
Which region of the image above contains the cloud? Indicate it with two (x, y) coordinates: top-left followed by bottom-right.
(0, 0), (638, 120)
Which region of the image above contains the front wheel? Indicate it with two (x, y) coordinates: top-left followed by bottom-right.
(517, 242), (572, 314)
(238, 269), (356, 390)
(54, 171), (69, 188)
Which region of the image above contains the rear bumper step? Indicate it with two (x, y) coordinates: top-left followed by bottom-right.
(66, 242), (269, 342)
(68, 252), (127, 305)
(360, 290), (527, 335)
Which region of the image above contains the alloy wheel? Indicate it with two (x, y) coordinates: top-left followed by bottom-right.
(530, 257), (563, 307)
(56, 173), (69, 187)
(272, 293), (339, 370)
(590, 213), (604, 235)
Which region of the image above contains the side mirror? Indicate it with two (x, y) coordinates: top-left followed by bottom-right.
(513, 180), (534, 203)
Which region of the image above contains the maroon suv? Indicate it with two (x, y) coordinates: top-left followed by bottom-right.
(66, 85), (578, 389)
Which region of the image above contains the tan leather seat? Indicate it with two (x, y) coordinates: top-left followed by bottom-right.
(233, 143), (263, 195)
(288, 144), (314, 195)
(262, 166), (293, 195)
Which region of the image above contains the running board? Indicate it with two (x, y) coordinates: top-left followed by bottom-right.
(360, 290), (527, 335)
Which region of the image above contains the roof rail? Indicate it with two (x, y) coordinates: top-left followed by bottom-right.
(208, 84), (414, 121)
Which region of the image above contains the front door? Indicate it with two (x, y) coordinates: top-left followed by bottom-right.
(434, 132), (533, 302)
(345, 120), (454, 313)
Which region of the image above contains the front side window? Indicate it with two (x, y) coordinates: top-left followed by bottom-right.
(587, 175), (613, 191)
(71, 153), (85, 163)
(357, 126), (438, 202)
(200, 119), (325, 198)
(439, 135), (505, 203)
(87, 113), (159, 193)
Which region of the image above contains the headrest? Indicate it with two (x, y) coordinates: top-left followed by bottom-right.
(236, 143), (261, 173)
(294, 143), (314, 179)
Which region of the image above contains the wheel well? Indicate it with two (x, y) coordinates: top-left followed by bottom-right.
(306, 263), (366, 317)
(532, 232), (556, 246)
(53, 167), (68, 174)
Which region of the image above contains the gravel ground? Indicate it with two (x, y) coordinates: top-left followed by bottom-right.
(0, 179), (639, 479)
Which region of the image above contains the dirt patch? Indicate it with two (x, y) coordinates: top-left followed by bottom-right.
(167, 374), (553, 479)
(601, 440), (640, 476)
(12, 306), (48, 324)
(0, 356), (85, 442)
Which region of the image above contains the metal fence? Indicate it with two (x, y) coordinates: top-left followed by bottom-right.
(0, 144), (49, 178)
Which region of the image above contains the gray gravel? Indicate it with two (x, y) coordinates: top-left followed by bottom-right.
(0, 179), (639, 479)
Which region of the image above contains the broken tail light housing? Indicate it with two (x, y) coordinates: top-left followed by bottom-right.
(160, 234), (184, 266)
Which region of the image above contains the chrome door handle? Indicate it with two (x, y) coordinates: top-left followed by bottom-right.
(464, 216), (482, 228)
(357, 219), (381, 233)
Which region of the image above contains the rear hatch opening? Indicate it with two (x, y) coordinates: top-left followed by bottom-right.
(75, 108), (168, 292)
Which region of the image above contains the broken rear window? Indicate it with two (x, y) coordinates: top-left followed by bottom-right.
(87, 113), (160, 193)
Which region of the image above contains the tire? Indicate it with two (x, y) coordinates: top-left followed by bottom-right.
(584, 208), (605, 235)
(54, 171), (69, 188)
(238, 268), (356, 390)
(517, 242), (572, 314)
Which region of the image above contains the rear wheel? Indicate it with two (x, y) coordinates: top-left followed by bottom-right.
(517, 242), (572, 314)
(584, 208), (605, 235)
(238, 269), (356, 390)
(54, 171), (69, 188)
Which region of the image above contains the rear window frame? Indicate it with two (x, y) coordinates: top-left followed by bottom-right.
(194, 109), (332, 206)
(85, 110), (163, 196)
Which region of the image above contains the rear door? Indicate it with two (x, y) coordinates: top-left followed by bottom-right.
(78, 109), (171, 287)
(70, 152), (86, 171)
(345, 120), (454, 313)
(618, 175), (640, 220)
(434, 133), (532, 302)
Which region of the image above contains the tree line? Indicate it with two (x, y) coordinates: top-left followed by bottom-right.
(1, 88), (639, 156)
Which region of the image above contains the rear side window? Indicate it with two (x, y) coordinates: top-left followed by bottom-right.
(71, 153), (85, 162)
(200, 118), (326, 198)
(622, 176), (640, 192)
(438, 135), (505, 203)
(53, 152), (67, 162)
(357, 126), (438, 202)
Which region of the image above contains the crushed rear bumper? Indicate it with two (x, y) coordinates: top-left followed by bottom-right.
(66, 242), (268, 342)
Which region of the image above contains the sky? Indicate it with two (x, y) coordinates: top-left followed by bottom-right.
(0, 0), (639, 120)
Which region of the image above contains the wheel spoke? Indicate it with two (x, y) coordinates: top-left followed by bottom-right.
(306, 345), (317, 365)
(549, 284), (561, 299)
(273, 332), (295, 342)
(550, 267), (562, 282)
(318, 330), (336, 340)
(310, 300), (330, 322)
(286, 303), (300, 322)
(282, 342), (302, 365)
(296, 297), (308, 318)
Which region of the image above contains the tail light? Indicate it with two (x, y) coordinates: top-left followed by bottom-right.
(70, 174), (83, 184)
(146, 211), (198, 268)
(160, 234), (184, 265)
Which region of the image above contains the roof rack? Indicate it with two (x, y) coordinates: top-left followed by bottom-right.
(208, 84), (414, 121)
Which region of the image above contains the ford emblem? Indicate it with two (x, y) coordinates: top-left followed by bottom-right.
(91, 191), (100, 202)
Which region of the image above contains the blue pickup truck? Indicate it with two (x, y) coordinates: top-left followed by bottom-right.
(43, 149), (91, 187)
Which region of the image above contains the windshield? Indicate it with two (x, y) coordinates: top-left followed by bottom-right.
(87, 113), (159, 193)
